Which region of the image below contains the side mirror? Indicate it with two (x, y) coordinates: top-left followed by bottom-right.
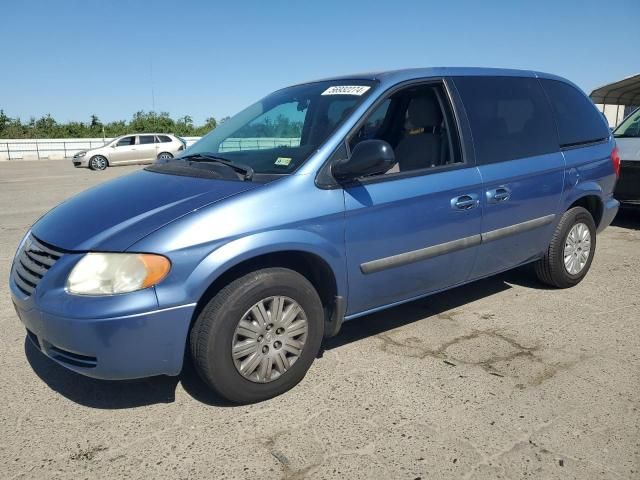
(332, 139), (396, 181)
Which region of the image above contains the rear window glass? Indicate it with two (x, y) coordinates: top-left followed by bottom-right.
(540, 79), (609, 147)
(158, 135), (172, 143)
(454, 76), (558, 164)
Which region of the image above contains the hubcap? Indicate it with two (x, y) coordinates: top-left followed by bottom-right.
(159, 153), (172, 159)
(231, 296), (308, 383)
(563, 222), (591, 275)
(93, 157), (106, 169)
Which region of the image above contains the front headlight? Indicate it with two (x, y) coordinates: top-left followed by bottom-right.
(66, 253), (171, 295)
(74, 151), (87, 158)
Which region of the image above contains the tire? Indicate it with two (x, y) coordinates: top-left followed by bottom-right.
(534, 206), (596, 288)
(157, 152), (173, 160)
(190, 268), (324, 404)
(89, 155), (108, 171)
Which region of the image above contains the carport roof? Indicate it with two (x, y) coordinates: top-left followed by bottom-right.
(590, 73), (640, 105)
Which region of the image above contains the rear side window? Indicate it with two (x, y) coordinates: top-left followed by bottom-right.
(139, 135), (156, 144)
(454, 76), (557, 164)
(540, 80), (609, 148)
(158, 135), (172, 143)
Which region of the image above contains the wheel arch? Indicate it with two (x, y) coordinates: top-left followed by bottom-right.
(563, 181), (604, 229)
(568, 194), (604, 229)
(182, 227), (348, 331)
(189, 248), (342, 339)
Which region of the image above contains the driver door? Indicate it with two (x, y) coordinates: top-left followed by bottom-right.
(109, 135), (138, 164)
(342, 80), (483, 315)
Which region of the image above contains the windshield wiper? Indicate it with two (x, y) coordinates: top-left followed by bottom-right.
(179, 153), (254, 181)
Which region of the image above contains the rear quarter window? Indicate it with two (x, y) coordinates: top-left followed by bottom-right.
(158, 135), (172, 143)
(454, 76), (558, 164)
(540, 79), (609, 148)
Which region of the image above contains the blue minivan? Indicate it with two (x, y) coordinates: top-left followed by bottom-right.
(10, 68), (619, 403)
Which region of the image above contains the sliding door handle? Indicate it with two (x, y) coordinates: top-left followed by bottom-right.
(486, 186), (511, 203)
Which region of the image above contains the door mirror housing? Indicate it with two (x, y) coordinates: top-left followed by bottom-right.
(332, 139), (396, 182)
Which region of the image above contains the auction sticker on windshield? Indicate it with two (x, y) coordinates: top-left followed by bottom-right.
(275, 157), (292, 166)
(321, 85), (371, 96)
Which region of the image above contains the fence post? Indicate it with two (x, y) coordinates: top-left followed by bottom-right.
(63, 141), (67, 158)
(6, 142), (10, 161)
(35, 140), (40, 160)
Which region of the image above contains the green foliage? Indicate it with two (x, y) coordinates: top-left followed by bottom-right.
(0, 109), (218, 139)
(234, 114), (303, 138)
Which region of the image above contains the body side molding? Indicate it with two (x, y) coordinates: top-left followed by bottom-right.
(360, 234), (482, 274)
(481, 214), (555, 243)
(360, 214), (556, 274)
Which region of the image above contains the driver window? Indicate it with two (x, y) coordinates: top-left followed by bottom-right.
(116, 136), (135, 147)
(349, 84), (460, 176)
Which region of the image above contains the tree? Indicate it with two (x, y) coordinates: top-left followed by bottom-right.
(0, 110), (220, 139)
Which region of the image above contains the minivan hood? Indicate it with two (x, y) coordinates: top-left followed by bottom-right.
(31, 170), (260, 251)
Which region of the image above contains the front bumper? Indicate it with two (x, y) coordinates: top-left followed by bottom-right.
(72, 157), (89, 168)
(13, 298), (196, 380)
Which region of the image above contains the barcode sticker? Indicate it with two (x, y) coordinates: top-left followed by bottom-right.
(321, 85), (371, 96)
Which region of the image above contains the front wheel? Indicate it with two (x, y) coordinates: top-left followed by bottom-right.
(534, 206), (596, 288)
(89, 155), (108, 171)
(189, 268), (324, 404)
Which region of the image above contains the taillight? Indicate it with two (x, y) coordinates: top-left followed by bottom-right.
(611, 146), (621, 178)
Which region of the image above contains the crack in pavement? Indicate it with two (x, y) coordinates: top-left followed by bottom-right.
(375, 327), (585, 388)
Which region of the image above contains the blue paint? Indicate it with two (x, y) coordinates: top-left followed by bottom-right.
(10, 68), (619, 380)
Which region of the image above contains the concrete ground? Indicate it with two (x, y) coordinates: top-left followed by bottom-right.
(0, 160), (638, 480)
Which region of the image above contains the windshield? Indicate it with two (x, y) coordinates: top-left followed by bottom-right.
(614, 107), (640, 138)
(182, 80), (376, 174)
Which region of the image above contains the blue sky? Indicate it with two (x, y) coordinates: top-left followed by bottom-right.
(2, 0), (638, 124)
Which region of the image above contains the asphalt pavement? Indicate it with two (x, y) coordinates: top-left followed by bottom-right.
(1, 160), (638, 479)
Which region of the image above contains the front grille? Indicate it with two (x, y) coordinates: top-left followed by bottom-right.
(12, 234), (64, 296)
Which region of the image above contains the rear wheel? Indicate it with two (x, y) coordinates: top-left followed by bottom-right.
(157, 152), (173, 160)
(190, 268), (324, 404)
(534, 206), (596, 288)
(89, 155), (108, 171)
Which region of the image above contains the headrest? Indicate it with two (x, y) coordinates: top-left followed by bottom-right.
(406, 95), (442, 130)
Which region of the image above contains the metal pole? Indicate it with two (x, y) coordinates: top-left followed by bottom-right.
(616, 104), (621, 127)
(35, 139), (40, 160)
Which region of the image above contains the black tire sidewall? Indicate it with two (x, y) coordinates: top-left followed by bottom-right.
(192, 268), (324, 403)
(552, 207), (597, 286)
(157, 152), (173, 160)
